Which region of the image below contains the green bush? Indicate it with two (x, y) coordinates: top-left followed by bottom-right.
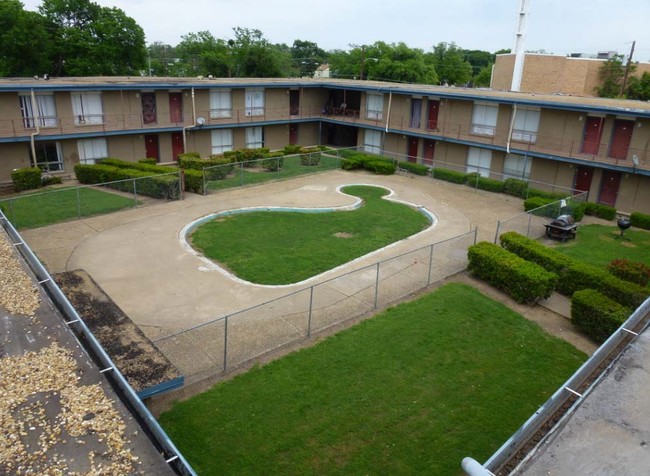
(468, 241), (558, 304)
(74, 164), (180, 200)
(524, 197), (560, 217)
(341, 158), (363, 170)
(178, 152), (201, 161)
(260, 156), (284, 171)
(572, 202), (586, 222)
(503, 178), (528, 198)
(100, 158), (178, 175)
(138, 158), (157, 165)
(299, 149), (321, 166)
(41, 174), (62, 187)
(283, 144), (303, 155)
(471, 176), (505, 193)
(500, 231), (649, 307)
(571, 289), (629, 343)
(527, 188), (567, 200)
(183, 169), (205, 194)
(397, 161), (429, 176)
(630, 211), (650, 230)
(607, 259), (650, 287)
(11, 167), (42, 192)
(367, 160), (396, 175)
(583, 202), (616, 220)
(179, 156), (234, 180)
(584, 202), (598, 216)
(432, 167), (467, 184)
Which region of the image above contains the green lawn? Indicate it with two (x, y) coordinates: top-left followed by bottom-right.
(206, 154), (340, 191)
(0, 186), (137, 229)
(190, 185), (430, 284)
(554, 224), (650, 268)
(160, 283), (586, 476)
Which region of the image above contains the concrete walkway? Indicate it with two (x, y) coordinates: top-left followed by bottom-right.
(23, 171), (525, 340)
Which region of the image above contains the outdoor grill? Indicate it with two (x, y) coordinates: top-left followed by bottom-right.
(545, 214), (578, 241)
(617, 217), (631, 238)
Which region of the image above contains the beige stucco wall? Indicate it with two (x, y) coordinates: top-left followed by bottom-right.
(0, 143), (31, 181)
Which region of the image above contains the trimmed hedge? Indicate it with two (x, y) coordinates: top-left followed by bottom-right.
(11, 167), (42, 192)
(299, 147), (322, 166)
(178, 152), (201, 161)
(500, 231), (649, 308)
(183, 169), (205, 195)
(607, 259), (650, 287)
(179, 156), (234, 180)
(100, 158), (178, 175)
(432, 167), (467, 184)
(630, 211), (650, 230)
(260, 154), (284, 171)
(74, 164), (180, 199)
(41, 175), (62, 187)
(468, 241), (558, 304)
(571, 289), (630, 343)
(503, 178), (528, 198)
(465, 174), (505, 193)
(338, 151), (395, 175)
(138, 158), (157, 165)
(397, 161), (429, 176)
(584, 202), (617, 220)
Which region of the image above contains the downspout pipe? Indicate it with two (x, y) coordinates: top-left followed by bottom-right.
(182, 87), (197, 154)
(506, 102), (517, 154)
(385, 90), (392, 133)
(461, 457), (494, 476)
(29, 89), (40, 168)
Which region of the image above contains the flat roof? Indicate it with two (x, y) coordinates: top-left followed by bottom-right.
(0, 227), (179, 475)
(0, 76), (648, 116)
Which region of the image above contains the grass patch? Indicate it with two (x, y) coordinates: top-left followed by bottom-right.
(190, 185), (430, 284)
(554, 224), (650, 268)
(0, 187), (136, 229)
(206, 154), (340, 191)
(160, 283), (586, 475)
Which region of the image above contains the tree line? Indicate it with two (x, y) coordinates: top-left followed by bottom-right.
(1, 0), (505, 86)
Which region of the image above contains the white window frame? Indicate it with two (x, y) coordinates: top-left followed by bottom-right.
(210, 89), (232, 119)
(77, 138), (108, 165)
(503, 153), (532, 180)
(71, 92), (104, 125)
(19, 94), (58, 128)
(245, 126), (263, 148)
(245, 88), (264, 117)
(33, 141), (64, 172)
(363, 129), (383, 155)
(366, 93), (384, 120)
(211, 129), (234, 155)
(471, 102), (498, 136)
(512, 107), (540, 143)
(466, 147), (492, 177)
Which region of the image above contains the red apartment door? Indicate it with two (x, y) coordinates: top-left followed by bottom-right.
(171, 132), (184, 161)
(169, 93), (183, 123)
(423, 139), (436, 165)
(407, 137), (418, 162)
(289, 124), (298, 145)
(581, 117), (603, 155)
(599, 170), (621, 207)
(144, 134), (159, 161)
(141, 92), (157, 124)
(290, 90), (300, 116)
(573, 166), (593, 196)
(609, 119), (634, 160)
(427, 100), (440, 129)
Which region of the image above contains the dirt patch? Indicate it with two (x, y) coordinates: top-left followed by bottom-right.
(334, 232), (353, 238)
(53, 270), (181, 393)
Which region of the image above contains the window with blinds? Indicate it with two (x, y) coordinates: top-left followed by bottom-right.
(245, 126), (263, 148)
(211, 129), (234, 155)
(471, 102), (498, 136)
(71, 92), (104, 125)
(466, 147), (492, 177)
(245, 89), (264, 116)
(210, 90), (232, 119)
(363, 129), (383, 154)
(78, 138), (108, 164)
(366, 93), (384, 120)
(512, 108), (540, 143)
(19, 94), (57, 128)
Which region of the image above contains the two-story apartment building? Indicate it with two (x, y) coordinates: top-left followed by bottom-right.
(1, 77), (649, 213)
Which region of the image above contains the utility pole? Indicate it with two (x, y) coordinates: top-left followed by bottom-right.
(359, 45), (366, 80)
(620, 40), (636, 96)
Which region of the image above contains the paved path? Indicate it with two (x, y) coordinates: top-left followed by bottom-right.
(22, 171), (526, 340)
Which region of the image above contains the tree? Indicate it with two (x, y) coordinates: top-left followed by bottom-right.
(146, 42), (183, 77)
(291, 40), (326, 77)
(231, 27), (292, 77)
(594, 55), (633, 98)
(626, 72), (650, 101)
(474, 63), (493, 87)
(0, 0), (51, 77)
(463, 49), (494, 80)
(427, 42), (473, 85)
(176, 31), (231, 77)
(39, 0), (146, 76)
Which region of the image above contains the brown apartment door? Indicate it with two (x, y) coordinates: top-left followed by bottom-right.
(423, 139), (436, 165)
(599, 170), (621, 207)
(144, 134), (160, 161)
(171, 132), (184, 161)
(573, 166), (593, 196)
(581, 117), (603, 155)
(608, 119), (634, 160)
(169, 93), (183, 123)
(289, 124), (298, 145)
(290, 90), (300, 116)
(407, 137), (419, 162)
(427, 100), (440, 129)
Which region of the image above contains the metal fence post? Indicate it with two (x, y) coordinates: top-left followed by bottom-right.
(240, 162), (244, 187)
(76, 187), (81, 218)
(133, 178), (138, 205)
(307, 286), (314, 337)
(427, 243), (434, 286)
(202, 169), (207, 196)
(374, 262), (380, 309)
(9, 199), (17, 226)
(223, 315), (229, 372)
(526, 212), (533, 238)
(473, 228), (478, 245)
(494, 220), (501, 244)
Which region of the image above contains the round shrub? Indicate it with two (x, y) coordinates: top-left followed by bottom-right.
(607, 259), (650, 287)
(11, 167), (42, 192)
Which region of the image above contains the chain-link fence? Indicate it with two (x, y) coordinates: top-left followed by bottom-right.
(153, 229), (477, 380)
(201, 152), (341, 194)
(0, 173), (182, 229)
(493, 191), (588, 242)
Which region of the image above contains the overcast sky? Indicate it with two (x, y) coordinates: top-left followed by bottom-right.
(21, 0), (650, 61)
